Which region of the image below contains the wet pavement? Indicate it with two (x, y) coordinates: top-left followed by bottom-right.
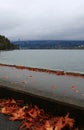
(0, 64), (84, 110)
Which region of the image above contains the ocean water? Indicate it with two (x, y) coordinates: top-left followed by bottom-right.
(0, 49), (84, 73)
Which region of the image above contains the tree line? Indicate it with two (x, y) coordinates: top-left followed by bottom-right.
(0, 35), (19, 50)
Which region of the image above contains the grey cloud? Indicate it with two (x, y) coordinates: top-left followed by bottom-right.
(0, 0), (84, 40)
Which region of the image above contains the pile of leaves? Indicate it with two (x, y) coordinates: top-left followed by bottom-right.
(0, 98), (78, 130)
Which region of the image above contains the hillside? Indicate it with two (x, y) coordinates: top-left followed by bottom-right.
(12, 40), (84, 49)
(0, 35), (18, 50)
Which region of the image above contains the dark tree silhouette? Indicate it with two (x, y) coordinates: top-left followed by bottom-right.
(0, 35), (19, 50)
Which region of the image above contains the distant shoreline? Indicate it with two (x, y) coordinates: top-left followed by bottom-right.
(12, 40), (84, 49)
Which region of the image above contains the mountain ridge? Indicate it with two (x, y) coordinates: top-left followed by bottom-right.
(12, 40), (84, 49)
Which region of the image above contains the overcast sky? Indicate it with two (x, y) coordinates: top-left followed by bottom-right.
(0, 0), (84, 40)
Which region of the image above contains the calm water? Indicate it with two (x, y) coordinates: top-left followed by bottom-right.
(0, 50), (84, 73)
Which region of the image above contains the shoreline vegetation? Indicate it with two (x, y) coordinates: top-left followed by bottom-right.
(0, 63), (84, 78)
(0, 35), (84, 50)
(0, 35), (19, 50)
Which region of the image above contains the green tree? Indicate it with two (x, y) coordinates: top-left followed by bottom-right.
(0, 35), (19, 50)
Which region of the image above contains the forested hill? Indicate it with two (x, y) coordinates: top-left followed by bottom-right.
(0, 35), (18, 50)
(12, 40), (84, 49)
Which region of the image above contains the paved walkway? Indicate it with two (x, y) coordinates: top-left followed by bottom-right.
(0, 65), (84, 110)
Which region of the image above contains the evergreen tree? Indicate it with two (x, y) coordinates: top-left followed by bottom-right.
(0, 35), (19, 50)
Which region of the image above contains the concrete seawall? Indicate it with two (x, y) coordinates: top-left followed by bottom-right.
(0, 64), (84, 110)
